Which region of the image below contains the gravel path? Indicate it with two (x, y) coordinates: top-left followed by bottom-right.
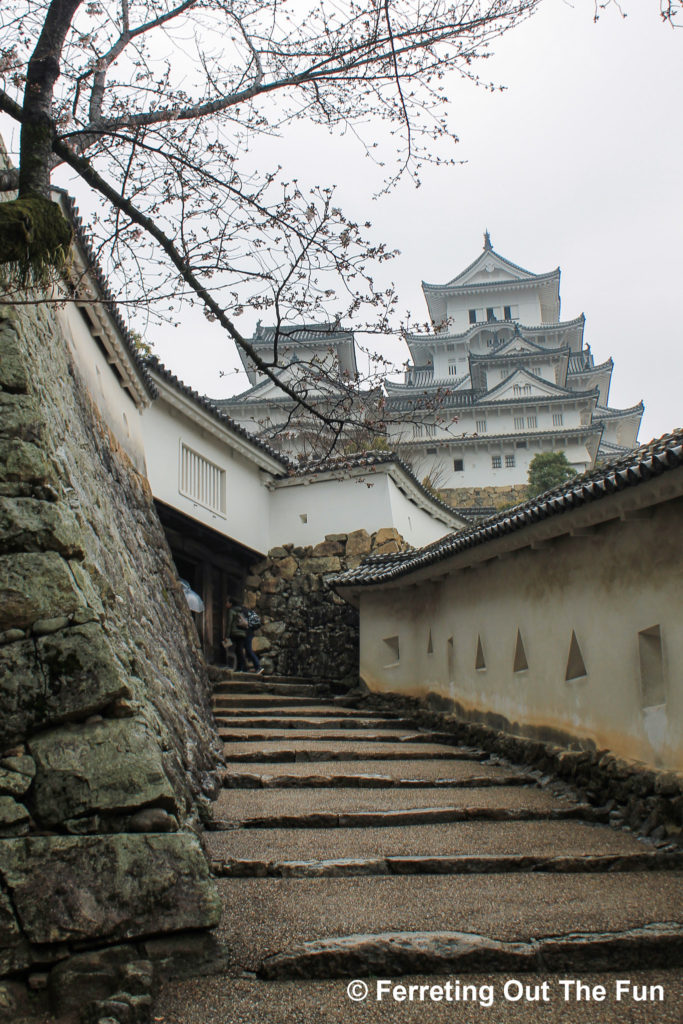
(205, 819), (650, 862)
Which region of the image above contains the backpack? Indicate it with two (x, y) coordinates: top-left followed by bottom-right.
(245, 609), (261, 630)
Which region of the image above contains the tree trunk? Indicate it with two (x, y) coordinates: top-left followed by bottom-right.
(19, 0), (84, 199)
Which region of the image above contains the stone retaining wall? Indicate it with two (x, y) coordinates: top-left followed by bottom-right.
(440, 484), (527, 509)
(243, 528), (407, 681)
(0, 304), (222, 1010)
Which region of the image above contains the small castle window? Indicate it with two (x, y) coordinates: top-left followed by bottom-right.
(491, 455), (502, 469)
(469, 309), (477, 324)
(476, 419), (487, 433)
(453, 459), (464, 472)
(505, 454), (516, 468)
(527, 415), (538, 428)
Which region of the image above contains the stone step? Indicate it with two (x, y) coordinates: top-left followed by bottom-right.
(208, 873), (683, 975)
(221, 743), (488, 763)
(208, 805), (603, 831)
(219, 758), (523, 784)
(211, 785), (558, 824)
(204, 819), (656, 865)
(213, 681), (322, 697)
(258, 922), (683, 980)
(219, 769), (529, 789)
(154, 969), (683, 1023)
(210, 669), (322, 685)
(212, 704), (396, 718)
(214, 716), (414, 730)
(219, 729), (456, 743)
(212, 696), (333, 709)
(211, 850), (683, 879)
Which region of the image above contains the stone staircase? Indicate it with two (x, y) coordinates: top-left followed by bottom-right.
(155, 673), (683, 1023)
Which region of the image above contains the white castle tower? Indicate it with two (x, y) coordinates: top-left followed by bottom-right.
(384, 232), (643, 503)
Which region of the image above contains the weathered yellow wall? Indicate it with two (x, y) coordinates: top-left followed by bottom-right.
(359, 494), (683, 770)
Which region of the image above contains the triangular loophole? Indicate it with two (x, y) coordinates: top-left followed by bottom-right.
(427, 628), (434, 655)
(513, 630), (528, 673)
(565, 630), (587, 681)
(475, 635), (486, 671)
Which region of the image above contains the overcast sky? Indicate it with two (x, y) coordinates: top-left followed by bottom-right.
(136, 0), (680, 443)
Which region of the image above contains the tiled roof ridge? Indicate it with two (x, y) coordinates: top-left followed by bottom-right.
(290, 450), (465, 521)
(594, 401), (645, 419)
(253, 322), (354, 343)
(332, 427), (683, 587)
(406, 314), (585, 344)
(422, 267), (560, 292)
(54, 190), (158, 400)
(145, 355), (293, 468)
(469, 341), (570, 361)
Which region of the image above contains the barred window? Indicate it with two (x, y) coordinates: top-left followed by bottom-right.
(514, 416), (525, 429)
(505, 454), (516, 468)
(491, 455), (502, 469)
(179, 442), (226, 516)
(553, 413), (564, 426)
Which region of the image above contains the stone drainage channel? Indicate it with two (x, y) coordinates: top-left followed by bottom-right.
(156, 674), (683, 1023)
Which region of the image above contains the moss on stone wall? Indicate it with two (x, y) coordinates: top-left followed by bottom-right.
(0, 303), (221, 1004)
(0, 198), (72, 286)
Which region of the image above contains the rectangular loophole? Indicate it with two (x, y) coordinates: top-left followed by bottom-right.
(383, 635), (400, 666)
(638, 626), (665, 708)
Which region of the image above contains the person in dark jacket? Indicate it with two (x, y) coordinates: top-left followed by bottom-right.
(224, 597), (262, 672)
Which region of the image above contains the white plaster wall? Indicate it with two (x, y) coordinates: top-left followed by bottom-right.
(386, 477), (454, 547)
(58, 304), (147, 475)
(142, 398), (270, 554)
(268, 471), (455, 548)
(446, 290), (542, 333)
(357, 495), (683, 770)
(401, 437), (593, 490)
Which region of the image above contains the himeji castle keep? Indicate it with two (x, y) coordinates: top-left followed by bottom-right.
(217, 233), (643, 505)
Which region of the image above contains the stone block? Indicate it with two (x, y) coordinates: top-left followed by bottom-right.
(47, 945), (136, 1014)
(252, 636), (271, 653)
(312, 539), (344, 557)
(0, 890), (33, 975)
(0, 834), (221, 945)
(0, 768), (32, 798)
(276, 556), (298, 580)
(0, 497), (83, 557)
(262, 621), (286, 639)
(0, 551), (84, 631)
(375, 540), (400, 555)
(244, 575), (260, 588)
(301, 556), (341, 573)
(0, 796), (29, 837)
(373, 527), (401, 547)
(0, 439), (56, 489)
(0, 321), (29, 393)
(267, 546), (289, 559)
(0, 624), (130, 748)
(29, 718), (178, 826)
(260, 577), (281, 594)
(325, 534), (347, 543)
(345, 529), (371, 557)
(0, 393), (43, 444)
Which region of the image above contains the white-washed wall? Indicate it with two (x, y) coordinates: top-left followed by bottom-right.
(142, 398), (271, 555)
(357, 490), (683, 771)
